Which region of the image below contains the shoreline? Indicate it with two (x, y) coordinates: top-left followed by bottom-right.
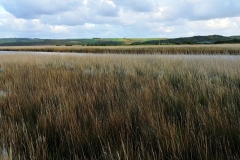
(0, 44), (239, 54)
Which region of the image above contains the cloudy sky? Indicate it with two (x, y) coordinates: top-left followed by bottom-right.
(0, 0), (240, 39)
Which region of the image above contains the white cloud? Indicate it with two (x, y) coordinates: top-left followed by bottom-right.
(187, 18), (239, 32)
(0, 0), (240, 38)
(152, 7), (177, 21)
(90, 0), (119, 17)
(83, 23), (96, 29)
(206, 19), (237, 30)
(103, 0), (116, 7)
(50, 25), (69, 34)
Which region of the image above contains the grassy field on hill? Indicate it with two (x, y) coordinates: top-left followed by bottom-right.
(1, 53), (240, 159)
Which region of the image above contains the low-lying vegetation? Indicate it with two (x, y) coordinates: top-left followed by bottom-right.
(0, 44), (240, 54)
(0, 54), (240, 159)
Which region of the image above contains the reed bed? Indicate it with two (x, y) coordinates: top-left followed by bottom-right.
(0, 44), (240, 54)
(0, 54), (240, 159)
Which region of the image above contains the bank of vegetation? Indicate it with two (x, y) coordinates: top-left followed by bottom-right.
(1, 54), (240, 159)
(0, 45), (240, 54)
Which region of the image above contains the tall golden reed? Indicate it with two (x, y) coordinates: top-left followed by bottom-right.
(0, 53), (240, 159)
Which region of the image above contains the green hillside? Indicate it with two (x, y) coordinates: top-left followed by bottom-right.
(0, 35), (239, 46)
(0, 38), (162, 46)
(135, 35), (240, 45)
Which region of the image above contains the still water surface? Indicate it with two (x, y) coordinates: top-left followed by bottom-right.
(0, 51), (240, 60)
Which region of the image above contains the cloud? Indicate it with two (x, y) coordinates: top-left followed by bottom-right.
(1, 0), (83, 19)
(0, 0), (240, 38)
(113, 0), (154, 12)
(2, 0), (240, 21)
(181, 0), (240, 20)
(39, 7), (88, 26)
(149, 0), (240, 22)
(88, 0), (119, 17)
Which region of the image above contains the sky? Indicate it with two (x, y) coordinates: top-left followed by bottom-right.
(0, 0), (240, 39)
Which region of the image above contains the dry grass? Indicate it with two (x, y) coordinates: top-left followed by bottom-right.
(0, 53), (240, 159)
(0, 44), (240, 54)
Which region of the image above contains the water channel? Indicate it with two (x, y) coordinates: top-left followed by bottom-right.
(0, 51), (240, 59)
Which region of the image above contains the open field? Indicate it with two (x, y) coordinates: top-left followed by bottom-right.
(1, 53), (240, 159)
(0, 44), (240, 54)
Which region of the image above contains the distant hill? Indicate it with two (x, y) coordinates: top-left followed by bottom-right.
(0, 35), (239, 46)
(132, 35), (240, 45)
(230, 36), (240, 39)
(0, 38), (162, 46)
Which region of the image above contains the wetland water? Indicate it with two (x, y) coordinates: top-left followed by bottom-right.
(0, 51), (240, 60)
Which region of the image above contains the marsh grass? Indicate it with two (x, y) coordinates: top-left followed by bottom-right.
(0, 54), (240, 159)
(0, 44), (240, 54)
